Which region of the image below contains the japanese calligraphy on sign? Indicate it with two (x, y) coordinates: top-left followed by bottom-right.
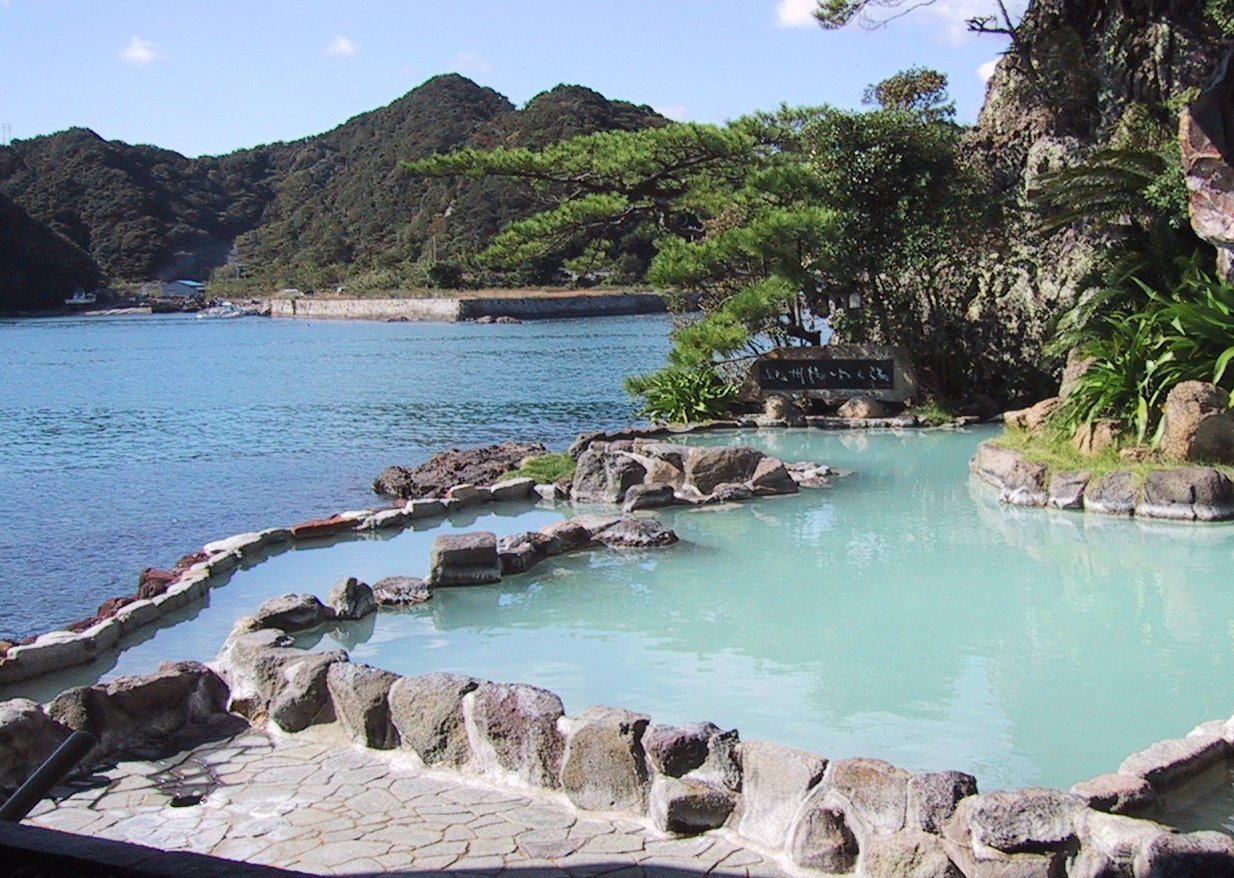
(757, 358), (896, 392)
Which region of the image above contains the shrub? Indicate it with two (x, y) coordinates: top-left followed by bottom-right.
(624, 366), (737, 424)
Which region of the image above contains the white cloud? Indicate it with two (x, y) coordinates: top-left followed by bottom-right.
(449, 52), (492, 76)
(654, 104), (688, 121)
(121, 35), (158, 65)
(977, 58), (999, 82)
(775, 0), (817, 28)
(324, 35), (359, 58)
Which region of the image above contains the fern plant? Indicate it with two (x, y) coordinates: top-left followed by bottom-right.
(625, 366), (737, 424)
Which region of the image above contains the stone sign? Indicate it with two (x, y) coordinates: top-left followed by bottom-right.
(746, 345), (916, 405)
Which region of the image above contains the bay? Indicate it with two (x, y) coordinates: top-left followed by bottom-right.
(0, 312), (671, 640)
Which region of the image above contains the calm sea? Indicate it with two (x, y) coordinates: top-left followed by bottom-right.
(0, 313), (671, 640)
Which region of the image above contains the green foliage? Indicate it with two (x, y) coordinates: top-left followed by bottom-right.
(0, 191), (100, 311)
(502, 452), (575, 483)
(862, 68), (955, 123)
(426, 262), (465, 288)
(1207, 0), (1234, 34)
(623, 366), (738, 424)
(1054, 259), (1234, 443)
(903, 400), (956, 426)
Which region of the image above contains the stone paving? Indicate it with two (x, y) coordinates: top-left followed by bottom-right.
(26, 725), (795, 876)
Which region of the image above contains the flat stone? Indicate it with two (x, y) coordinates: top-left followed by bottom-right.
(959, 787), (1085, 855)
(429, 532), (502, 586)
(253, 593), (332, 631)
(371, 576), (430, 606)
(447, 483), (492, 507)
(1071, 773), (1155, 814)
(1119, 733), (1229, 789)
(623, 484), (677, 512)
(592, 516), (678, 549)
(491, 477), (535, 502)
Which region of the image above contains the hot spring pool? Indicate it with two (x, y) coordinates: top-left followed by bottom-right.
(15, 425), (1234, 795)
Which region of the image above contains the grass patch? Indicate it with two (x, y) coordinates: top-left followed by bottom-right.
(502, 452), (575, 483)
(992, 427), (1234, 480)
(904, 400), (956, 426)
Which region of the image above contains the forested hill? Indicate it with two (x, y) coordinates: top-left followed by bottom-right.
(0, 74), (665, 311)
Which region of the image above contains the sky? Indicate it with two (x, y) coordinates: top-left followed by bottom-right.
(0, 0), (1025, 158)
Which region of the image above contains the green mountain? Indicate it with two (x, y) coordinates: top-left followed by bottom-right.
(0, 75), (664, 311)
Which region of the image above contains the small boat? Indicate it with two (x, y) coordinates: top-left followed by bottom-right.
(196, 301), (246, 319)
(64, 290), (98, 307)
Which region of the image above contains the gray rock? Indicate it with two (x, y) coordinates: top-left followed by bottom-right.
(1003, 397), (1061, 434)
(466, 682), (565, 789)
(969, 442), (1049, 507)
(406, 498), (446, 519)
(371, 576), (429, 606)
(253, 593), (333, 631)
(623, 484), (676, 511)
(268, 650), (346, 732)
(446, 483), (492, 507)
(787, 802), (859, 872)
(389, 672), (480, 766)
(1118, 733), (1229, 789)
(684, 445), (765, 495)
(1084, 471), (1139, 516)
(735, 740), (827, 849)
(592, 516), (679, 549)
(560, 705), (651, 812)
(497, 531), (557, 575)
(538, 519), (594, 552)
(750, 457), (799, 495)
(326, 577), (376, 620)
(648, 775), (736, 835)
(47, 661), (229, 759)
(569, 514), (626, 537)
(960, 788), (1085, 855)
(534, 482), (566, 502)
(490, 477), (535, 502)
(711, 482), (755, 502)
(429, 531), (502, 586)
(1139, 467), (1234, 522)
(821, 756), (911, 835)
(1074, 810), (1166, 878)
(644, 722), (720, 777)
(1048, 471), (1090, 510)
(571, 445), (647, 504)
(326, 663), (400, 749)
(0, 699), (71, 794)
(1071, 773), (1155, 814)
(1136, 829), (1234, 877)
(908, 770), (978, 835)
(1159, 381), (1234, 464)
(838, 396), (890, 419)
(862, 830), (961, 878)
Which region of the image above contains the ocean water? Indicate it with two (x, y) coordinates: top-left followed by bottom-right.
(0, 313), (671, 640)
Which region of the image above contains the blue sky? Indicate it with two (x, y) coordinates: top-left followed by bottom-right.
(0, 0), (1022, 158)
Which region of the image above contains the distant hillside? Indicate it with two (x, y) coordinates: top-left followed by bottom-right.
(0, 74), (665, 311)
(0, 193), (100, 310)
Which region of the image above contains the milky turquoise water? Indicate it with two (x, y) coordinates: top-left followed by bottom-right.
(6, 314), (1234, 804)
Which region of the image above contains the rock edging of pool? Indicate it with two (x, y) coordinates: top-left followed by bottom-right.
(5, 640), (1234, 876)
(970, 441), (1234, 521)
(0, 440), (835, 686)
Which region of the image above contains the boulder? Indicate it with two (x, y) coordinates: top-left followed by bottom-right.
(969, 442), (1049, 506)
(47, 661), (229, 759)
(496, 531), (557, 575)
(373, 442), (549, 499)
(1118, 732), (1229, 789)
(683, 445), (765, 495)
(1084, 471), (1138, 516)
(1072, 418), (1120, 456)
(763, 394), (798, 420)
(1138, 467), (1234, 522)
(788, 802), (860, 872)
(267, 650), (345, 732)
(560, 705), (651, 812)
(1182, 66), (1234, 280)
(837, 396), (890, 419)
(749, 457), (799, 495)
(623, 484), (676, 512)
(649, 775), (737, 835)
(0, 699), (72, 794)
(428, 532), (502, 586)
(490, 477), (535, 502)
(371, 576), (429, 606)
(326, 663), (400, 749)
(952, 788), (1084, 856)
(862, 830), (961, 878)
(1070, 773), (1155, 814)
(1136, 829), (1234, 877)
(446, 483), (492, 507)
(571, 445), (647, 504)
(785, 461), (834, 489)
(538, 519), (594, 552)
(734, 740), (827, 849)
(389, 672), (480, 766)
(1003, 397), (1061, 434)
(326, 577), (376, 620)
(465, 682), (565, 788)
(907, 770), (978, 835)
(1159, 381), (1234, 463)
(253, 593), (333, 631)
(1059, 352), (1097, 400)
(643, 722), (742, 793)
(819, 756), (911, 836)
(592, 516), (679, 549)
(1047, 471), (1090, 510)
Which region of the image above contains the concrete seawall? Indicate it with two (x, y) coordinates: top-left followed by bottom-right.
(268, 292), (670, 322)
